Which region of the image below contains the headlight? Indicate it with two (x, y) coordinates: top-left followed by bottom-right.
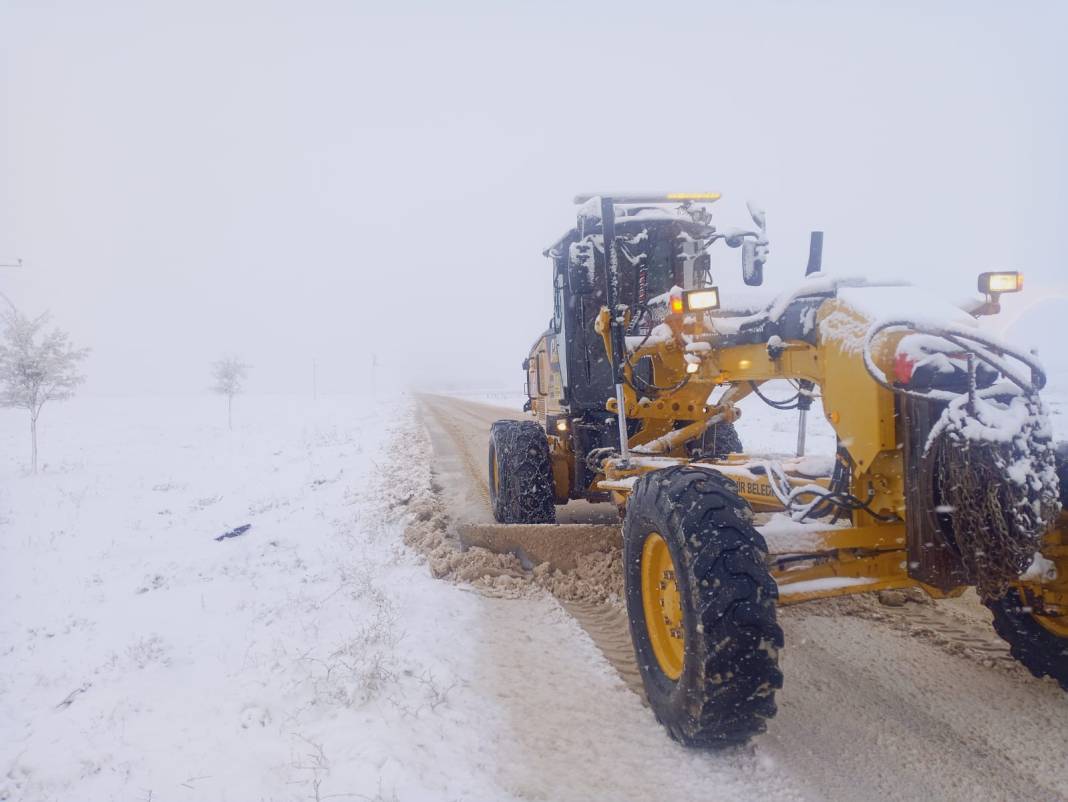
(683, 287), (721, 312)
(978, 271), (1023, 295)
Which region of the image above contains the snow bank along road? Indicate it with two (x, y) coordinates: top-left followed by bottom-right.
(2, 391), (1067, 801)
(419, 391), (1068, 802)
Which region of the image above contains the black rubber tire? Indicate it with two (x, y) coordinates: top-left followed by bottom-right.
(686, 421), (743, 461)
(985, 591), (1068, 691)
(623, 465), (783, 747)
(487, 420), (556, 524)
(705, 422), (743, 460)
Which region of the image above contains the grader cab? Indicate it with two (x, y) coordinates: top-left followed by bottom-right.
(488, 194), (1067, 748)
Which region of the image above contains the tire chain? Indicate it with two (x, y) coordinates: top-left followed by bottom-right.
(935, 395), (1061, 600)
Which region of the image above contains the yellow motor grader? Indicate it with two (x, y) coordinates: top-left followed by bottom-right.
(487, 193), (1066, 747)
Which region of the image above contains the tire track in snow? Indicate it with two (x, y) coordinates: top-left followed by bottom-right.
(561, 599), (647, 701)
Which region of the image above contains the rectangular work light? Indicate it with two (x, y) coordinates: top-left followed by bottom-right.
(664, 193), (723, 201)
(978, 271), (1023, 295)
(683, 287), (721, 312)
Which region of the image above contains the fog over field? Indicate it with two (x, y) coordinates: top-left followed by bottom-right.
(5, 5), (1068, 801)
(2, 1), (1066, 395)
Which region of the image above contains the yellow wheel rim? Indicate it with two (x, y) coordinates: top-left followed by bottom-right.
(1016, 588), (1068, 638)
(641, 532), (685, 680)
(1035, 615), (1068, 638)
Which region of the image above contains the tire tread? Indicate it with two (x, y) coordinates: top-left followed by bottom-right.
(488, 419), (555, 524)
(624, 465), (782, 748)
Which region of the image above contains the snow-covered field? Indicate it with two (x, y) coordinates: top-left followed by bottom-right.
(0, 395), (521, 801)
(0, 395), (421, 800)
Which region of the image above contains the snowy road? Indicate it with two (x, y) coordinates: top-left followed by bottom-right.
(419, 393), (1068, 802)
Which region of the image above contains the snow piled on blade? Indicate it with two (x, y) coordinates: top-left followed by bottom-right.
(777, 576), (879, 596)
(759, 513), (851, 554)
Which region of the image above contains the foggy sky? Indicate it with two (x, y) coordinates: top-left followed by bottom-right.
(2, 0), (1066, 396)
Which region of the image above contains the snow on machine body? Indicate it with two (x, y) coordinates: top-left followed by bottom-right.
(489, 194), (1066, 748)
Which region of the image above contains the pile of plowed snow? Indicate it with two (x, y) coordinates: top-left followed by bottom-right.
(391, 415), (625, 605)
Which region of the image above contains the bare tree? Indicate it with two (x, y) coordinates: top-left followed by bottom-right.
(0, 310), (89, 473)
(211, 356), (249, 430)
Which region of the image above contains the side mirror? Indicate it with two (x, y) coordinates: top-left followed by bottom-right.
(742, 241), (764, 286)
(568, 241), (596, 294)
(742, 200), (768, 285)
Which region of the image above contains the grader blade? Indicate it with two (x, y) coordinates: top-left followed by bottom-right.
(456, 522), (621, 572)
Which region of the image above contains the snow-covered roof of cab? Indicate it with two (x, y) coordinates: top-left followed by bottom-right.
(543, 194), (720, 258)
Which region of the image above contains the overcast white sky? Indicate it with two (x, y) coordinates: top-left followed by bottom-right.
(2, 0), (1066, 395)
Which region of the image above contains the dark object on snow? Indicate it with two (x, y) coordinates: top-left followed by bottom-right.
(215, 524), (252, 542)
(56, 682), (92, 710)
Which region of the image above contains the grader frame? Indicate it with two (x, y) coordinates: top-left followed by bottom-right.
(501, 193), (1067, 746)
(524, 194), (1065, 615)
